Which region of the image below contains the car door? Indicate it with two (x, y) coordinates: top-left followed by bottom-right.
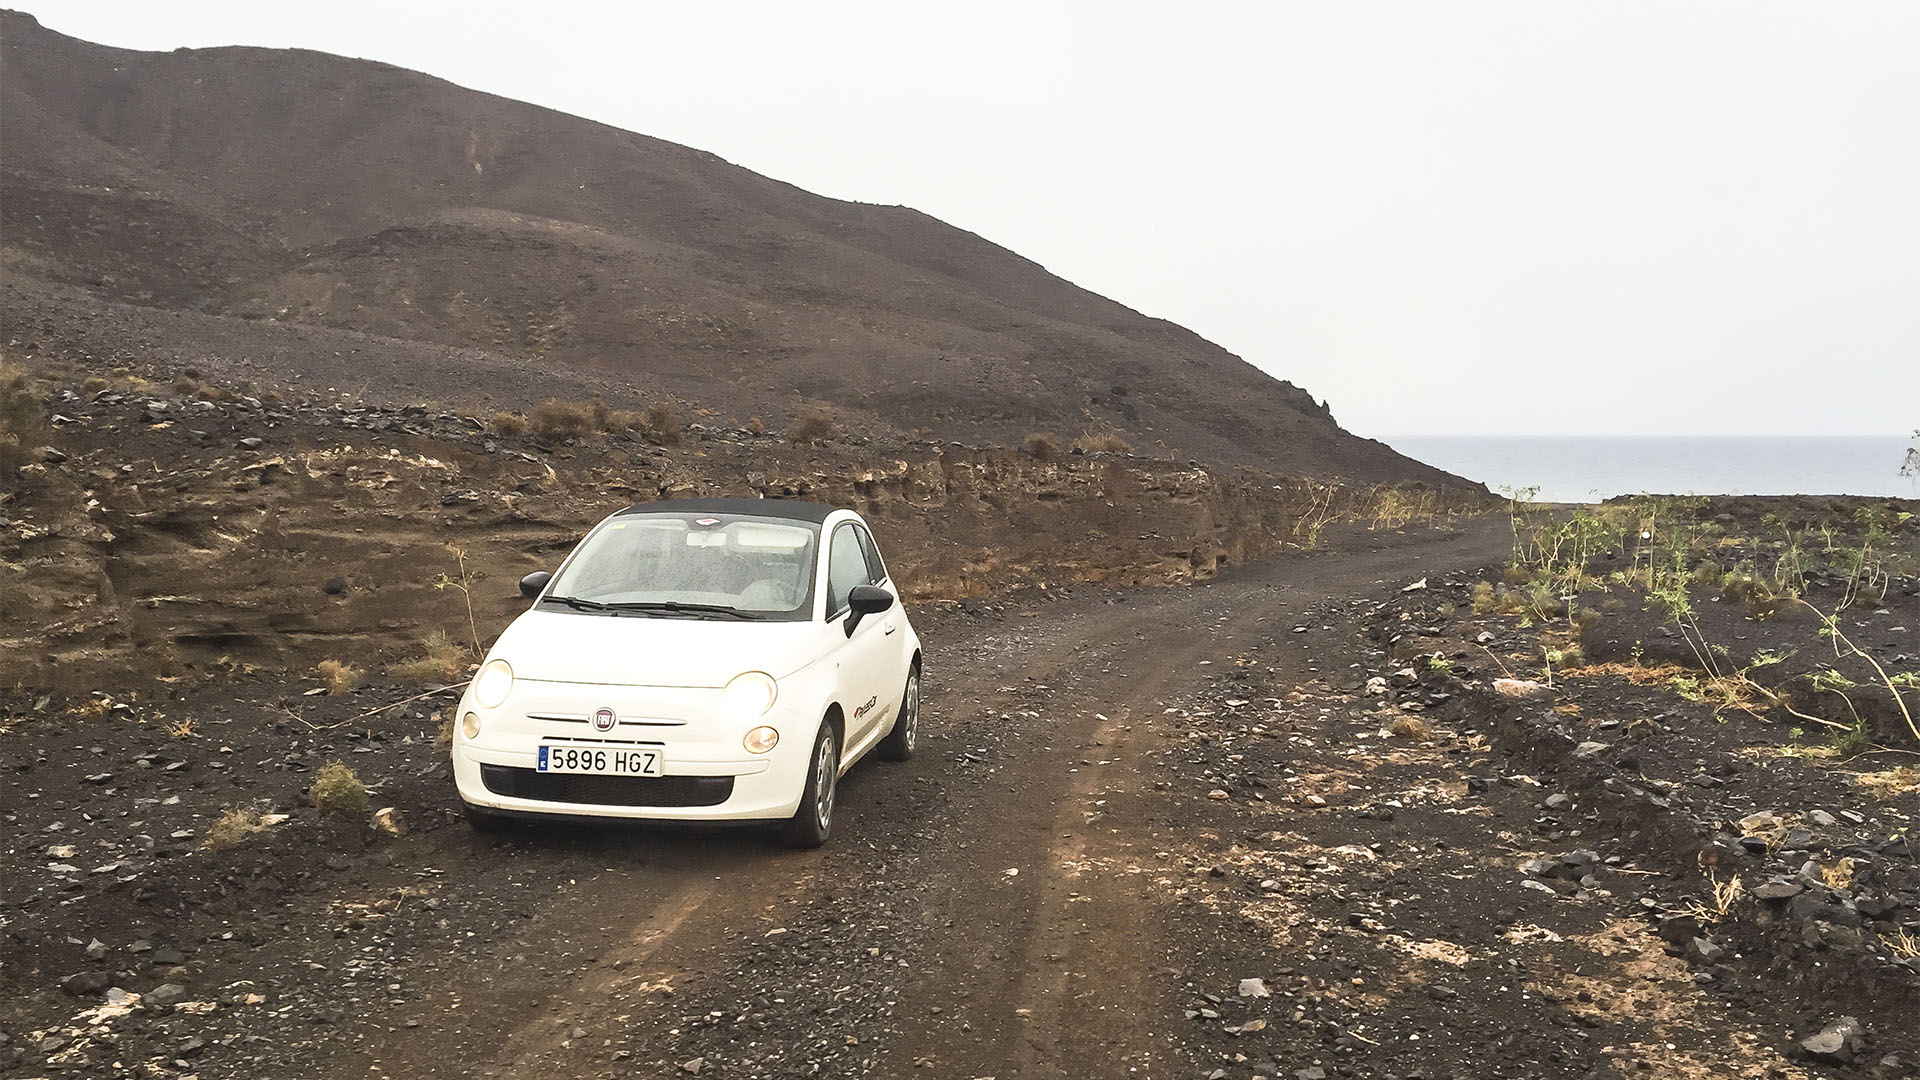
(852, 522), (909, 720)
(824, 522), (892, 749)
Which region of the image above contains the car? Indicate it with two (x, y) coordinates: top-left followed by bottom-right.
(450, 498), (923, 847)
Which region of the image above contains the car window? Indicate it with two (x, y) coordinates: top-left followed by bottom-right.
(826, 524), (869, 618)
(545, 514), (817, 620)
(854, 525), (887, 585)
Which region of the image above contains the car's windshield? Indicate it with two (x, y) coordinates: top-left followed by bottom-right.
(543, 514), (818, 620)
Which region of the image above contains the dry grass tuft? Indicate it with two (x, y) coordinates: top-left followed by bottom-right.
(1856, 765), (1920, 800)
(0, 358), (47, 471)
(203, 804), (274, 851)
(531, 399), (601, 441)
(317, 659), (363, 695)
(1074, 430), (1132, 455)
(488, 411), (527, 436)
(311, 760), (370, 816)
(786, 411), (834, 445)
(388, 629), (470, 683)
(1024, 432), (1059, 459)
(81, 376), (110, 396)
(642, 399), (682, 444)
(1386, 715), (1434, 740)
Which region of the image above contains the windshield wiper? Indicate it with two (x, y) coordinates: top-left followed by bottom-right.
(540, 595), (759, 619)
(543, 594), (612, 611)
(603, 601), (761, 620)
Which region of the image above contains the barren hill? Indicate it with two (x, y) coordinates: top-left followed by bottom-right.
(2, 10), (1449, 482)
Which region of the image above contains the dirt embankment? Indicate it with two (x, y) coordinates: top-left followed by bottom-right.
(1, 377), (1485, 692)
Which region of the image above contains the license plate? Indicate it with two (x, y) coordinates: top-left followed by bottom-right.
(536, 743), (664, 776)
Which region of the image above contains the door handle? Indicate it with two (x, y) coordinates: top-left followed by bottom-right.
(883, 623), (898, 635)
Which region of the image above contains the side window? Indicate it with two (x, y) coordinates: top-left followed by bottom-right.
(826, 525), (868, 618)
(854, 525), (887, 585)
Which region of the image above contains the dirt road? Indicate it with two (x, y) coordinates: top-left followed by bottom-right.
(337, 520), (1512, 1079)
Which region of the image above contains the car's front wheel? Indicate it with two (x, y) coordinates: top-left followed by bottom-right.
(780, 720), (840, 848)
(877, 665), (919, 762)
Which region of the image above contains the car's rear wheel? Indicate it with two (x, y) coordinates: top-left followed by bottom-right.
(877, 665), (919, 762)
(780, 720), (839, 849)
(463, 802), (512, 833)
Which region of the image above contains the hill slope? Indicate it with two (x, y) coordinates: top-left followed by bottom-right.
(1, 10), (1451, 482)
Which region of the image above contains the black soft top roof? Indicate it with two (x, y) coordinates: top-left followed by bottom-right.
(613, 497), (838, 524)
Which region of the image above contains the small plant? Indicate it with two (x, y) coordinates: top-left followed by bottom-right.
(317, 659), (363, 695)
(172, 374), (199, 396)
(203, 804), (273, 852)
(311, 760), (370, 816)
(167, 716), (198, 738)
(1426, 654), (1453, 674)
(1828, 721), (1875, 758)
(81, 376), (110, 396)
(1024, 432), (1059, 459)
(433, 545), (484, 659)
(786, 411), (834, 446)
(488, 411), (528, 436)
(1470, 582), (1497, 615)
(389, 628), (471, 683)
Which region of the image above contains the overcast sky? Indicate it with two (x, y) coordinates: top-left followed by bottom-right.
(21, 2), (1920, 437)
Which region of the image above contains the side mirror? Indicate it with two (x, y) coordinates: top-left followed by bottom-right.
(520, 570), (553, 600)
(844, 584), (894, 635)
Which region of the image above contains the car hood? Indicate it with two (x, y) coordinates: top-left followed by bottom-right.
(491, 609), (825, 687)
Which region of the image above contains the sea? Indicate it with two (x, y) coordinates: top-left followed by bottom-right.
(1387, 435), (1919, 505)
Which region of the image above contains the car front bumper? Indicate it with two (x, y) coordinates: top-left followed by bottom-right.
(450, 678), (816, 823)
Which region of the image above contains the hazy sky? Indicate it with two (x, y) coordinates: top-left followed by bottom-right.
(20, 2), (1920, 437)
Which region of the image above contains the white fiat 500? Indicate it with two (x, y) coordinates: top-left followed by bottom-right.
(451, 498), (922, 847)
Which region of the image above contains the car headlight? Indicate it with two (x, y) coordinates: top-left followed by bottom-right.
(718, 671), (778, 723)
(472, 660), (514, 710)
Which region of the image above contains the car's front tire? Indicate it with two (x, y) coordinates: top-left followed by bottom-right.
(780, 720), (840, 849)
(877, 665), (919, 762)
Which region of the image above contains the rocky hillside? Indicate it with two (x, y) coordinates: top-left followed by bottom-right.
(0, 9), (1454, 484)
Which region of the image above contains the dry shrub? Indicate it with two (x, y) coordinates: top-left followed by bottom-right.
(1470, 582), (1497, 615)
(203, 804), (272, 852)
(259, 388), (283, 406)
(81, 376), (110, 396)
(317, 658), (363, 695)
(172, 375), (199, 396)
(488, 411), (527, 437)
(642, 399), (682, 444)
(786, 411), (834, 445)
(388, 629), (470, 683)
(0, 358), (46, 470)
(1024, 432), (1059, 459)
(1691, 560), (1725, 588)
(311, 760), (370, 816)
(1074, 430), (1132, 454)
(745, 415), (765, 434)
(530, 399), (599, 441)
(436, 710), (456, 747)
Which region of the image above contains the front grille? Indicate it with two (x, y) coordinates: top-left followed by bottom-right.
(479, 765), (734, 807)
